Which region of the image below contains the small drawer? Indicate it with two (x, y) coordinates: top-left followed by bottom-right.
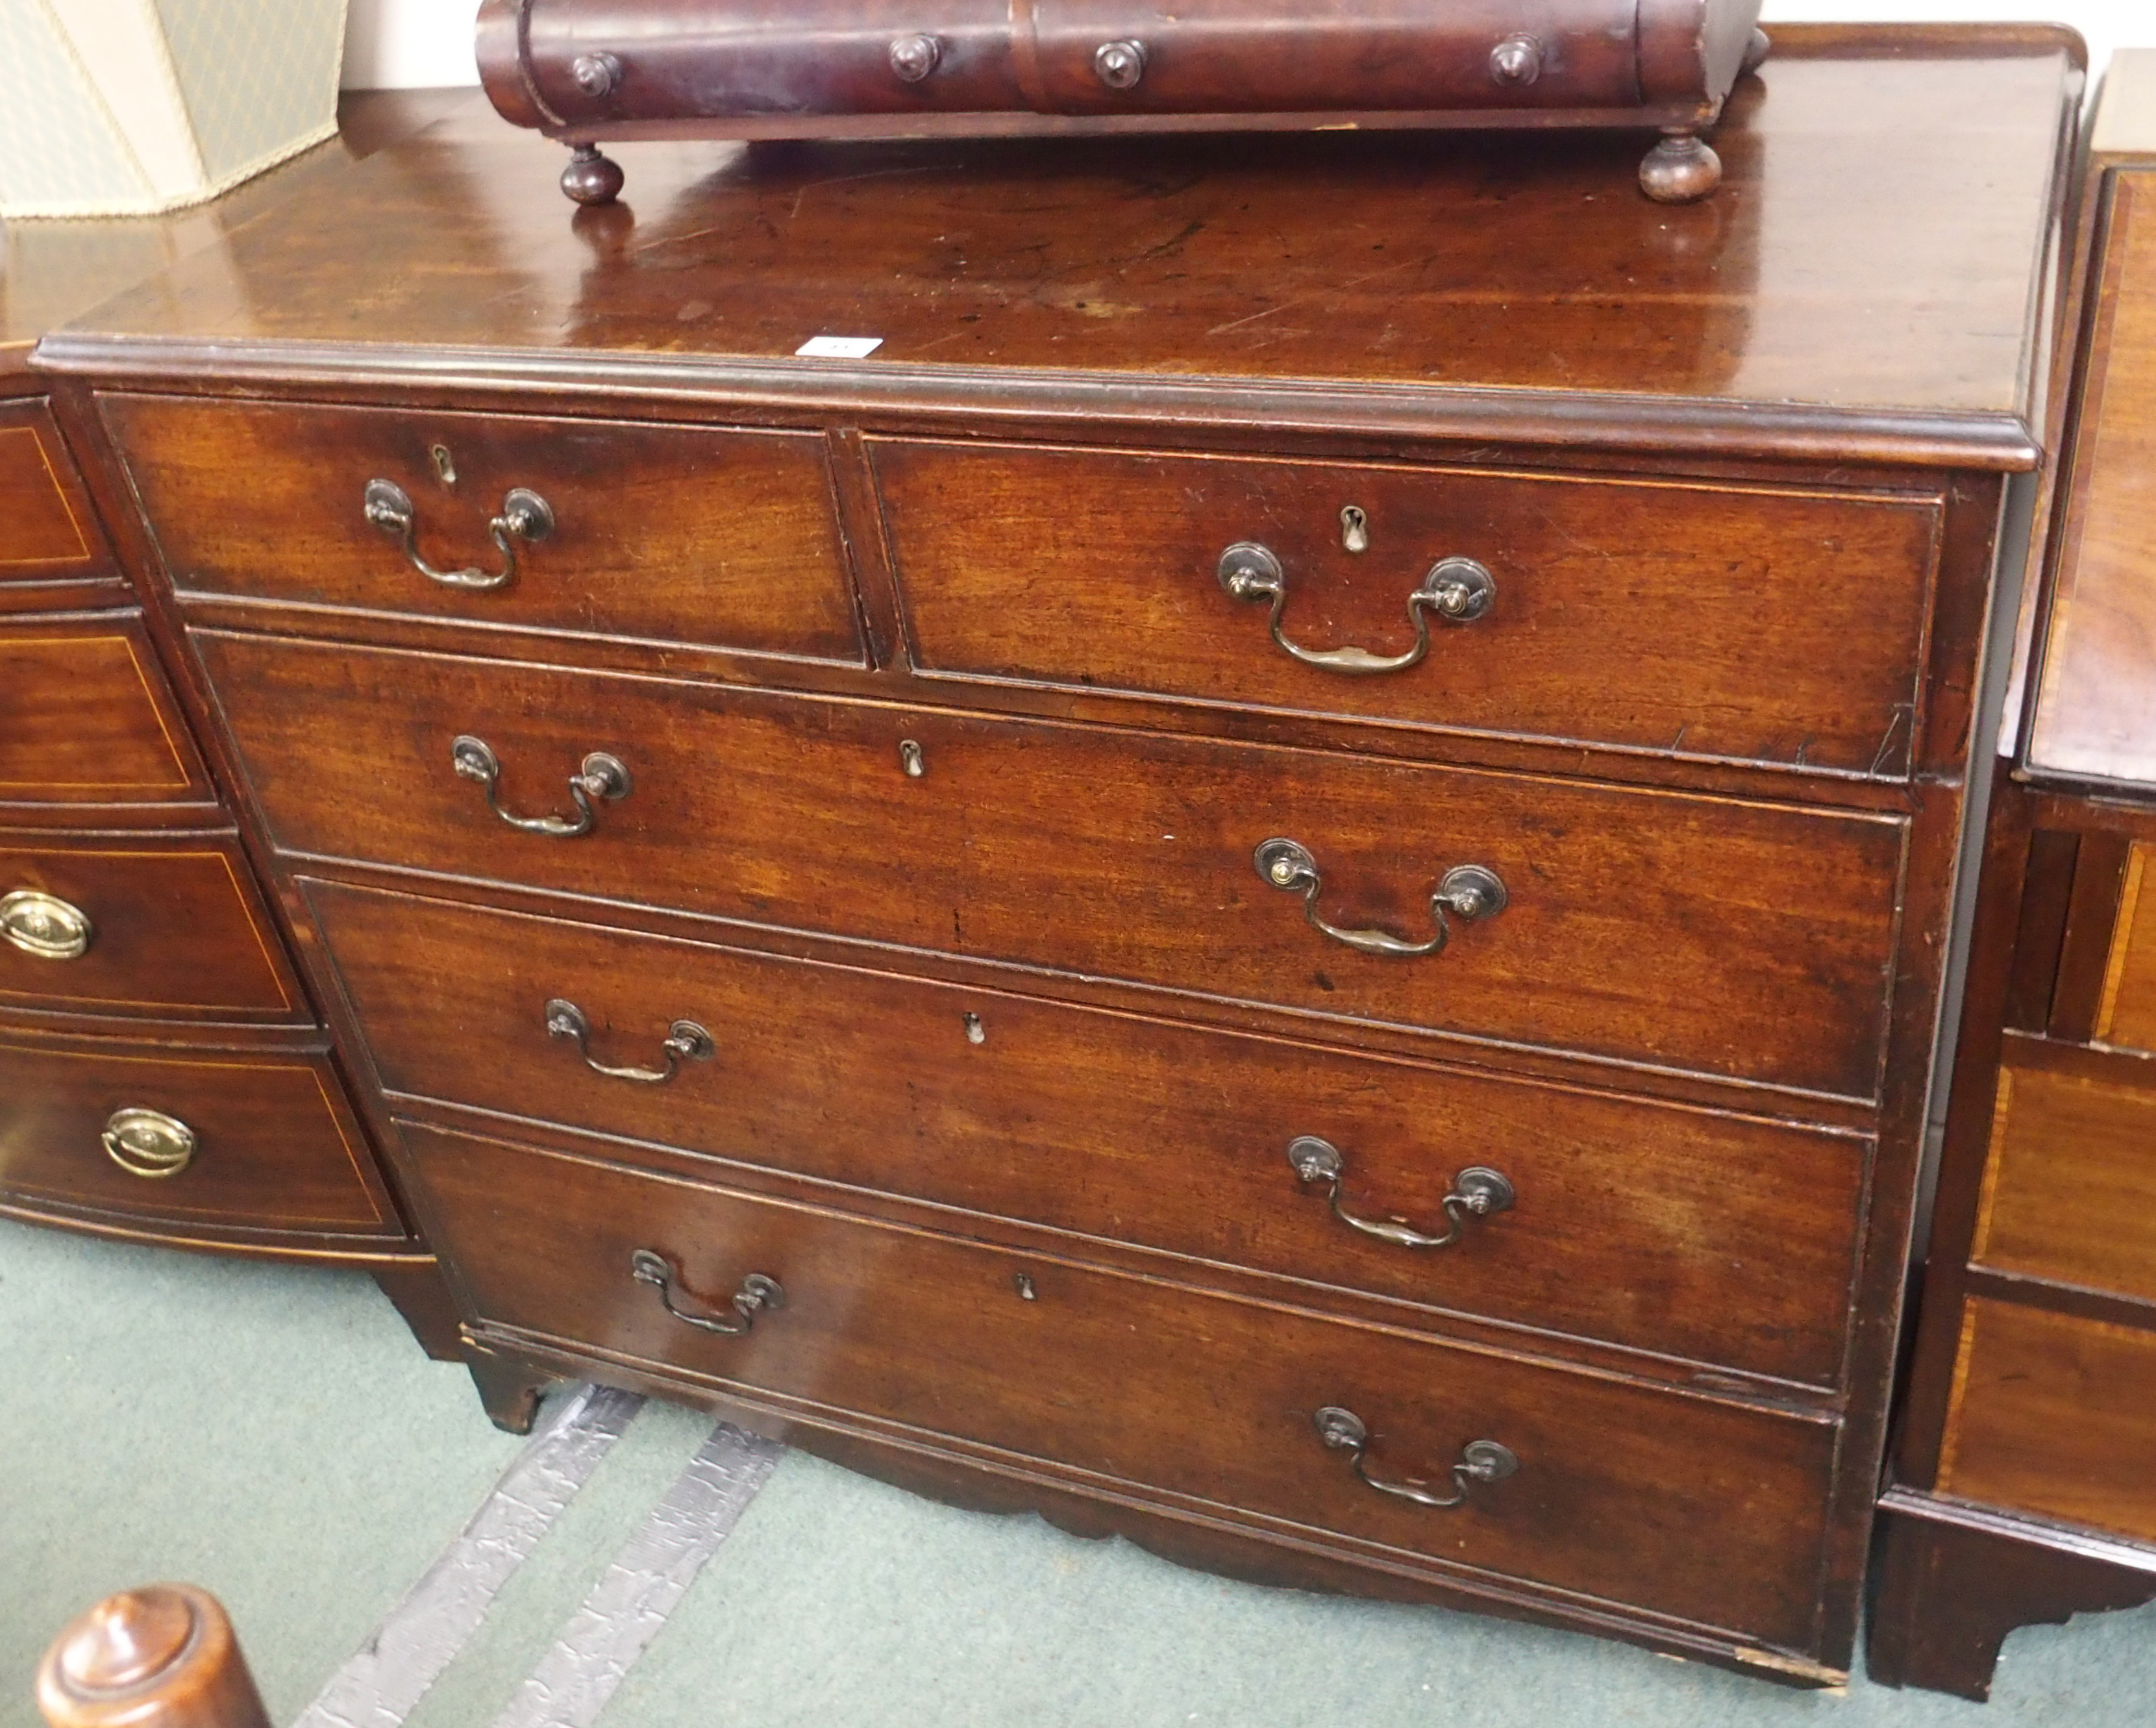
(201, 634), (1906, 1099)
(306, 878), (1870, 1386)
(406, 1120), (1839, 1649)
(101, 394), (866, 665)
(1938, 1298), (2156, 1544)
(873, 438), (1942, 776)
(0, 401), (100, 579)
(2096, 841), (2156, 1053)
(1970, 1054), (2156, 1305)
(0, 831), (303, 1023)
(0, 1033), (396, 1236)
(0, 616), (206, 805)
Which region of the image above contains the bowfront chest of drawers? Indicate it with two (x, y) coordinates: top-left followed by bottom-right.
(0, 99), (491, 1357)
(0, 344), (438, 1297)
(1868, 52), (2156, 1702)
(38, 27), (2081, 1684)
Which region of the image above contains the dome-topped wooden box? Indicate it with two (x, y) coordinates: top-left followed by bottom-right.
(477, 0), (1769, 205)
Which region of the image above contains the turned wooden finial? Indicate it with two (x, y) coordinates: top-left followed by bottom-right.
(37, 1586), (269, 1728)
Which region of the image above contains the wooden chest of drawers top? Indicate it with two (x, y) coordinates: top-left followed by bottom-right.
(39, 28), (2073, 471)
(2026, 54), (2156, 792)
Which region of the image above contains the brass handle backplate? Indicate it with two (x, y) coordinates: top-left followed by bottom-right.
(630, 1249), (784, 1336)
(546, 998), (713, 1084)
(452, 734), (630, 837)
(1288, 1136), (1514, 1249)
(102, 1107), (197, 1179)
(364, 477), (554, 592)
(1314, 1406), (1517, 1509)
(1, 889), (93, 960)
(1255, 838), (1505, 958)
(1219, 542), (1493, 674)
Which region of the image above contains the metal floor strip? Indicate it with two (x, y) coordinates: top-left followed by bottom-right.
(295, 1383), (645, 1728)
(489, 1421), (786, 1728)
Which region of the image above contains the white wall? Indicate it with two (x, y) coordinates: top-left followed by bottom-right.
(340, 3), (2155, 92)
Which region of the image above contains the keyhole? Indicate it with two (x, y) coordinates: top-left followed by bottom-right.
(899, 739), (926, 778)
(1340, 505), (1369, 554)
(430, 444), (458, 486)
(1014, 1273), (1037, 1301)
(963, 1012), (985, 1045)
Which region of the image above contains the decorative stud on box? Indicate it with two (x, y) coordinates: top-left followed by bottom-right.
(0, 0), (348, 219)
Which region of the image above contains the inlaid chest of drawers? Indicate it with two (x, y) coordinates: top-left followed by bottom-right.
(0, 96), (488, 1359)
(1868, 50), (2156, 1701)
(37, 27), (2081, 1684)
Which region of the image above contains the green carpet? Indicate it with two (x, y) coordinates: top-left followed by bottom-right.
(4, 1216), (2151, 1727)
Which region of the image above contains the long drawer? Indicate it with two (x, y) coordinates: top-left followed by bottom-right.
(0, 401), (98, 578)
(405, 1120), (1839, 1649)
(0, 1033), (395, 1235)
(306, 877), (1868, 1384)
(873, 438), (1941, 776)
(1, 616), (204, 804)
(201, 632), (1905, 1098)
(0, 831), (303, 1023)
(1937, 1297), (2156, 1546)
(1970, 1052), (2156, 1307)
(103, 395), (866, 665)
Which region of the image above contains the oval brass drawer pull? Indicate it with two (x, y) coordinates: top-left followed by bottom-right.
(1288, 1136), (1514, 1249)
(1255, 838), (1505, 958)
(630, 1249), (784, 1336)
(364, 477), (554, 592)
(546, 997), (713, 1083)
(1314, 1406), (1517, 1509)
(101, 1107), (198, 1179)
(1, 889), (93, 960)
(1218, 542), (1494, 674)
(452, 734), (630, 837)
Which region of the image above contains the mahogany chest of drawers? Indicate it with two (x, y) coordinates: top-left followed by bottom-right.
(37, 28), (2081, 1684)
(1868, 51), (2156, 1702)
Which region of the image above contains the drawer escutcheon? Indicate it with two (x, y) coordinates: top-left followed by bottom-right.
(101, 1107), (198, 1179)
(0, 888), (93, 960)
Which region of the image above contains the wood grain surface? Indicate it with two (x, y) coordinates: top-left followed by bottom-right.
(0, 618), (202, 802)
(1938, 1299), (2156, 1545)
(404, 1118), (1839, 1649)
(105, 394), (865, 665)
(876, 436), (1939, 776)
(2029, 168), (2156, 784)
(0, 831), (301, 1022)
(36, 32), (2077, 468)
(306, 875), (1869, 1384)
(1970, 1057), (2156, 1307)
(198, 631), (1906, 1099)
(0, 1034), (392, 1235)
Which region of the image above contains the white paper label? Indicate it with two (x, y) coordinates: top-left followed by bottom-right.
(795, 336), (885, 359)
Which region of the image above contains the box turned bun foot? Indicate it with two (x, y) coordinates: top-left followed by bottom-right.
(1639, 132), (1723, 203)
(561, 143), (623, 206)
